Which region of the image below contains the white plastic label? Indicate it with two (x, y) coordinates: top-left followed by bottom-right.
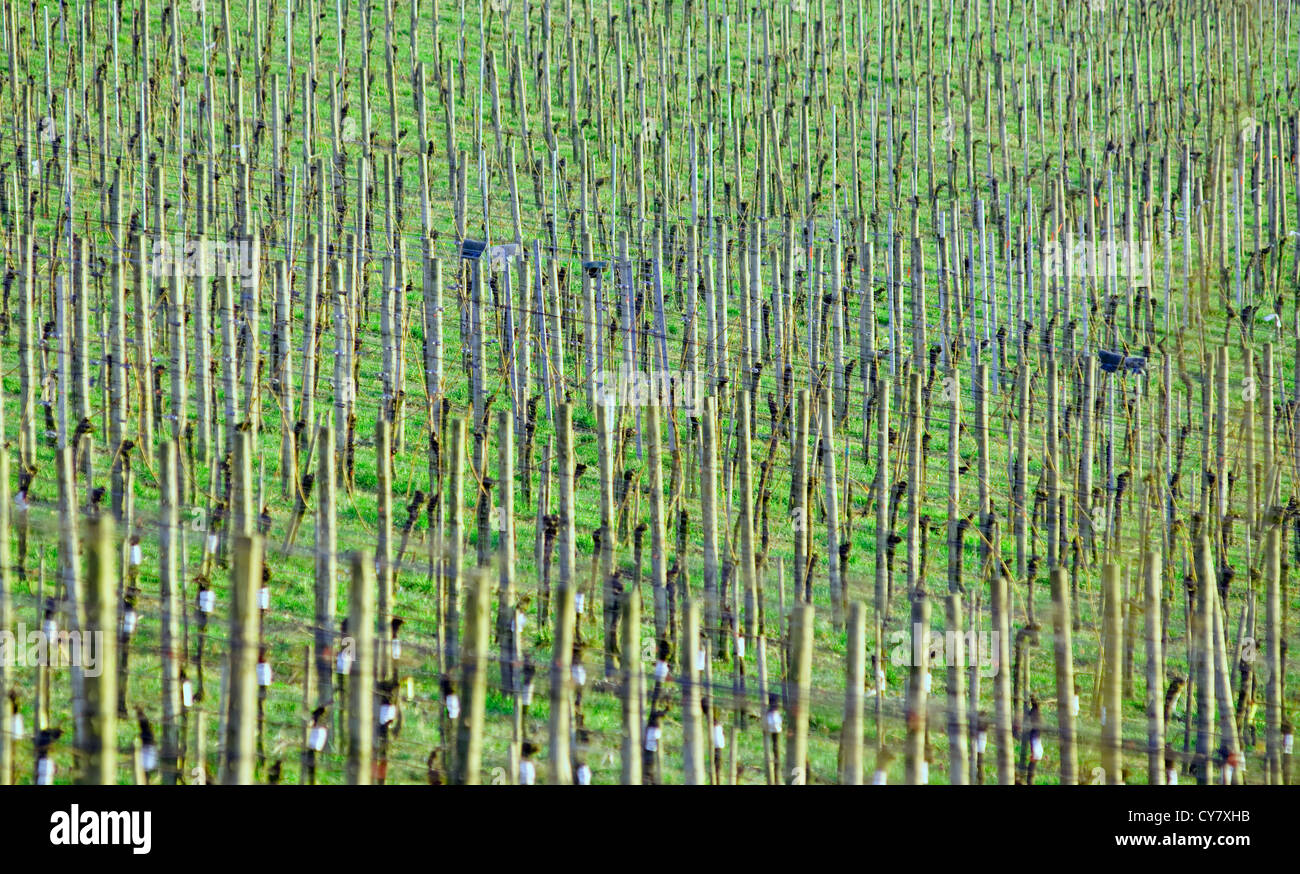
(575, 593), (586, 615)
(182, 681), (193, 708)
(645, 726), (661, 752)
(123, 610), (137, 635)
(735, 636), (745, 659)
(871, 769), (887, 786)
(141, 744), (158, 771)
(713, 724), (726, 749)
(519, 760), (535, 785)
(206, 533), (219, 554)
(258, 588), (269, 610)
(257, 661), (272, 686)
(1071, 694), (1080, 717)
(445, 694), (460, 720)
(1166, 768), (1178, 785)
(11, 714), (23, 739)
(391, 640), (402, 661)
(576, 764), (591, 785)
(1030, 736), (1044, 762)
(37, 758), (54, 785)
(130, 544), (143, 566)
(336, 650), (353, 675)
(765, 711), (783, 734)
(976, 731), (988, 754)
(199, 590), (215, 613)
(695, 648), (706, 672)
(379, 704), (396, 725)
(1285, 733), (1295, 755)
(310, 726), (327, 751)
(654, 660), (668, 682)
(43, 620), (56, 639)
(922, 673), (932, 694)
(572, 665), (587, 687)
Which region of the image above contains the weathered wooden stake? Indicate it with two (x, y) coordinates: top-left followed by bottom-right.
(346, 549), (375, 786)
(1102, 563), (1124, 784)
(221, 534), (262, 785)
(79, 515), (117, 785)
(785, 603), (813, 784)
(841, 601), (865, 784)
(454, 570), (490, 785)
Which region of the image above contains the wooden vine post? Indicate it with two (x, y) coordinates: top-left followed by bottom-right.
(346, 550), (376, 786)
(79, 516), (118, 785)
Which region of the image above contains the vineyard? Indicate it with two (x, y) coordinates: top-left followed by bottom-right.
(0, 0), (1298, 788)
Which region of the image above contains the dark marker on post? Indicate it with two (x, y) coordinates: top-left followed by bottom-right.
(135, 707), (157, 780)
